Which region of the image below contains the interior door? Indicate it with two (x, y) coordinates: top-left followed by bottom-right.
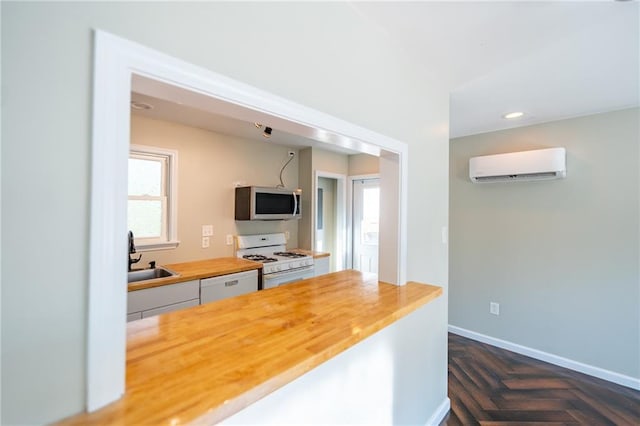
(352, 178), (380, 274)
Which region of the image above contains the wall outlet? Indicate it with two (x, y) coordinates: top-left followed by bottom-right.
(226, 234), (233, 246)
(202, 225), (213, 237)
(202, 236), (210, 248)
(490, 302), (500, 316)
(285, 231), (290, 241)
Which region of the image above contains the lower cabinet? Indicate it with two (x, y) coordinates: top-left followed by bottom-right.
(127, 279), (200, 322)
(314, 256), (330, 276)
(200, 269), (258, 304)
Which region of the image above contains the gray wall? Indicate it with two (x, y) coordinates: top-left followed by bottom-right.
(2, 2), (449, 424)
(449, 108), (639, 378)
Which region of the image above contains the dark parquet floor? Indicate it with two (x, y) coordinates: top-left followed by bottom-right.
(441, 333), (640, 425)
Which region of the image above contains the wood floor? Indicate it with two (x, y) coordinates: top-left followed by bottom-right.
(441, 333), (640, 425)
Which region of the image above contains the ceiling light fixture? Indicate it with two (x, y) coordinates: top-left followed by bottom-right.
(262, 126), (273, 138)
(502, 111), (525, 120)
(254, 123), (263, 129)
(130, 101), (153, 110)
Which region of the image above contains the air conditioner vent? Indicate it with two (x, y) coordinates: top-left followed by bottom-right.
(469, 148), (566, 183)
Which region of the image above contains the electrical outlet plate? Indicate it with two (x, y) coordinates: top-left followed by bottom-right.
(202, 236), (210, 248)
(202, 225), (213, 237)
(490, 302), (500, 315)
(226, 234), (233, 246)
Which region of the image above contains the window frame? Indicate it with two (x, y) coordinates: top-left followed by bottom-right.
(128, 144), (179, 251)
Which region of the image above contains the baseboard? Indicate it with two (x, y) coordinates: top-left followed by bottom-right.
(424, 397), (450, 426)
(448, 325), (640, 391)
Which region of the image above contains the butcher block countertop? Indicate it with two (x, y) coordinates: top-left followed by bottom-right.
(127, 257), (261, 292)
(59, 270), (442, 425)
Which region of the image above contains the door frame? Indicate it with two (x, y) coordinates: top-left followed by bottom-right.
(89, 30), (408, 411)
(313, 171), (347, 271)
(347, 174), (380, 270)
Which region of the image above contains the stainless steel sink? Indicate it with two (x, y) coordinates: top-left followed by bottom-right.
(127, 267), (178, 283)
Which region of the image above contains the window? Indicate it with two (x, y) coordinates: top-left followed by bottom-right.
(128, 145), (178, 250)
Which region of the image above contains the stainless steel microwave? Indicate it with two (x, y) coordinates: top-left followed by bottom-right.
(235, 186), (302, 220)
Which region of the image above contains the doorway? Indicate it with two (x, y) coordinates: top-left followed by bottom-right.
(315, 173), (346, 272)
(352, 177), (380, 274)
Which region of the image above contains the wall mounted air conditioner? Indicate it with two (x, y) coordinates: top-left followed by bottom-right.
(469, 147), (566, 183)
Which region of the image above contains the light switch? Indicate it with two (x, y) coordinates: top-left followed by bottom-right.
(202, 225), (213, 237)
(226, 235), (233, 246)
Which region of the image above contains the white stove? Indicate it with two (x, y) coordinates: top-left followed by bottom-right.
(236, 233), (314, 289)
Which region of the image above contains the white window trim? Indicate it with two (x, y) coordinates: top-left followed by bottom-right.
(129, 144), (179, 251)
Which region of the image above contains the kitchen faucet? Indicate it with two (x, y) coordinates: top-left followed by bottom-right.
(128, 230), (142, 271)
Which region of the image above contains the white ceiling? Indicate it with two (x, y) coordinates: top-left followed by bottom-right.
(132, 1), (639, 145)
(352, 1), (639, 138)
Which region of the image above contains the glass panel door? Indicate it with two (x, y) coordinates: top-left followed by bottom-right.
(352, 178), (379, 274)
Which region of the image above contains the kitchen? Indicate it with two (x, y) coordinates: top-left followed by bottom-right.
(127, 93), (380, 317)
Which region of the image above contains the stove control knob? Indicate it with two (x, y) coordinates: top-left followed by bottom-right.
(275, 265), (281, 272)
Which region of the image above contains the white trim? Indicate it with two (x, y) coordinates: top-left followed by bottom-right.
(448, 325), (640, 391)
(90, 30), (409, 411)
(313, 171), (347, 271)
(424, 398), (451, 426)
(135, 240), (180, 252)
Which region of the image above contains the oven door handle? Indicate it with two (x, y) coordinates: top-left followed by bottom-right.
(263, 265), (314, 280)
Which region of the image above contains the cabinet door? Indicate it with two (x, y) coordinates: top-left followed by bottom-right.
(141, 298), (199, 318)
(201, 270), (258, 304)
(127, 280), (199, 314)
(314, 257), (330, 276)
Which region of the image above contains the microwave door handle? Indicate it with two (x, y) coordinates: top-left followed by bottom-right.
(292, 191), (297, 217)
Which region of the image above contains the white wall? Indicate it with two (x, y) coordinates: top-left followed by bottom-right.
(2, 2), (449, 424)
(349, 153), (379, 176)
(449, 108), (639, 379)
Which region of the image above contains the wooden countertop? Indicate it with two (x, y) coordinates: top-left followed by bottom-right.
(128, 257), (262, 292)
(290, 248), (330, 258)
(60, 270), (442, 425)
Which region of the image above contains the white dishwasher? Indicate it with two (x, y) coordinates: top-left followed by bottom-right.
(200, 269), (258, 304)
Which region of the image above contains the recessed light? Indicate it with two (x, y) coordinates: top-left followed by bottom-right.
(130, 101), (153, 110)
(262, 127), (273, 138)
(502, 111), (524, 120)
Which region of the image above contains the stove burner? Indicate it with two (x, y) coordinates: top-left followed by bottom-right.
(243, 254), (278, 263)
(273, 251), (307, 259)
